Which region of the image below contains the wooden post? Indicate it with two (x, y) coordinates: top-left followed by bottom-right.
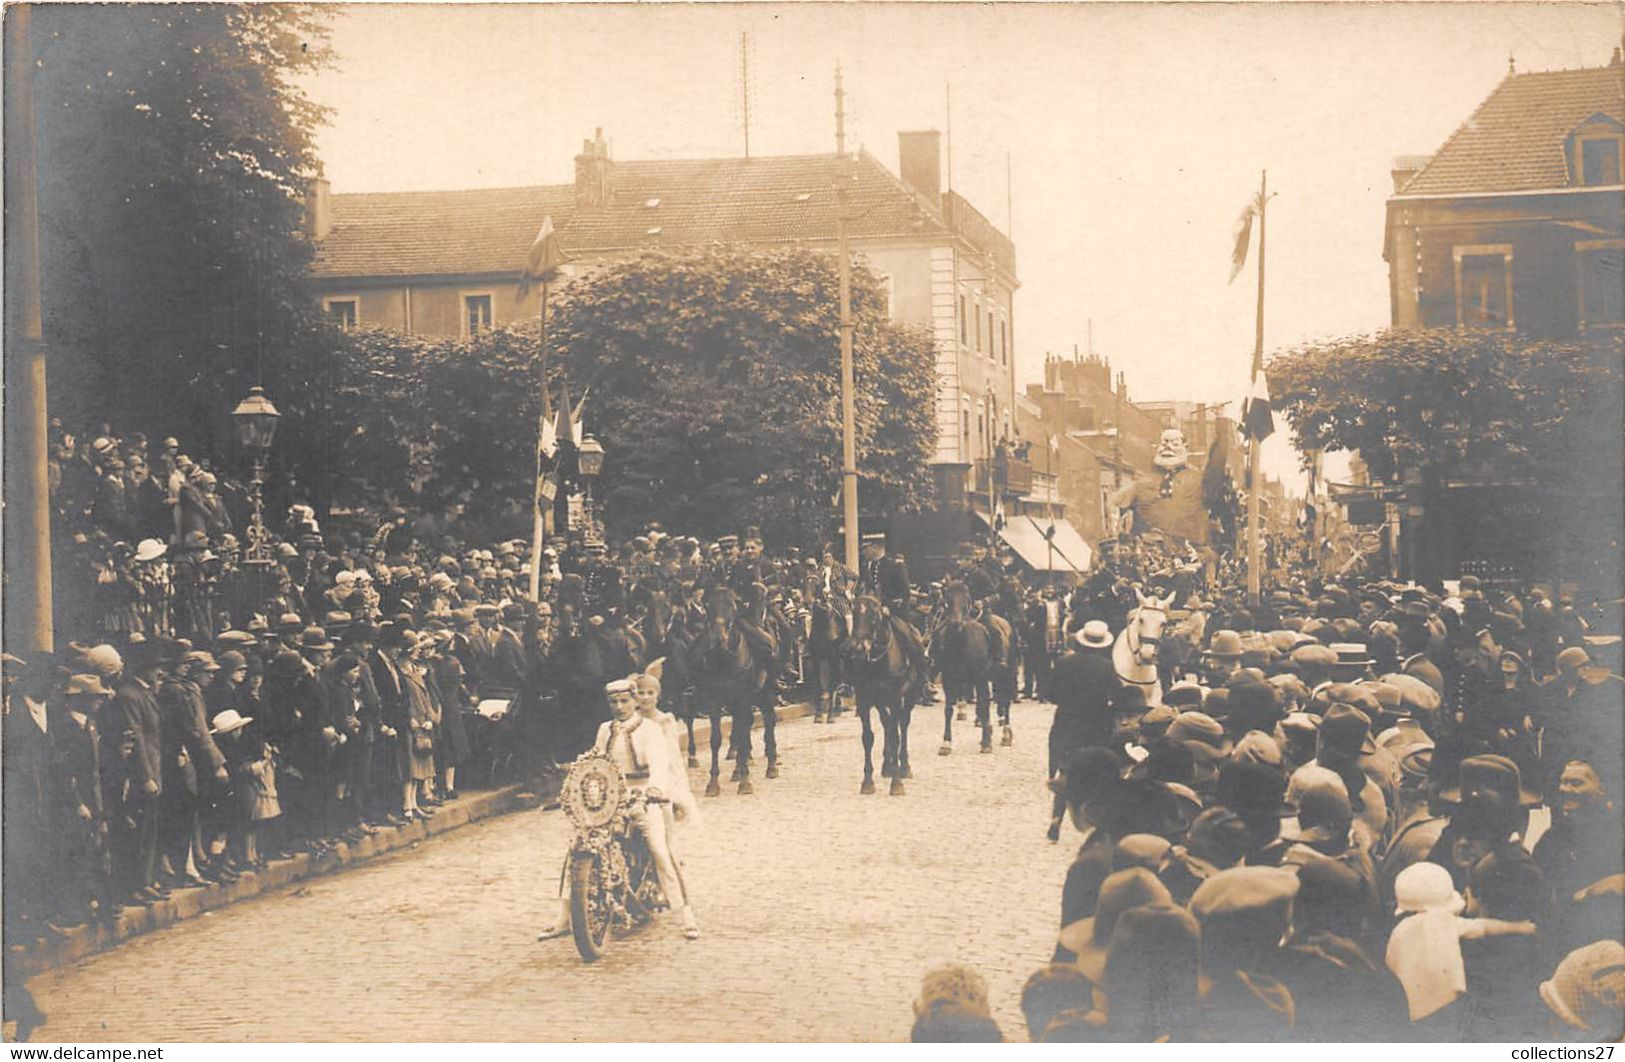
(1247, 171), (1268, 605)
(527, 281), (551, 602)
(836, 65), (860, 571)
(5, 5), (54, 651)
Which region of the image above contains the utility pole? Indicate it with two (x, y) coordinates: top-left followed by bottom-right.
(1247, 170), (1268, 605)
(5, 6), (54, 652)
(835, 65), (860, 572)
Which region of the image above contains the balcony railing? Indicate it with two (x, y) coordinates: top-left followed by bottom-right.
(974, 454), (1033, 496)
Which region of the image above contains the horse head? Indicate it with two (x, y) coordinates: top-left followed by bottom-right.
(847, 595), (889, 663)
(1127, 590), (1175, 665)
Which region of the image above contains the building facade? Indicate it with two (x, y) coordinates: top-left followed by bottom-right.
(308, 129), (1019, 524)
(1381, 56), (1624, 587)
(1384, 60), (1624, 339)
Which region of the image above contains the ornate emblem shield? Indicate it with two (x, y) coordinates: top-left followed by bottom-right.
(561, 753), (626, 831)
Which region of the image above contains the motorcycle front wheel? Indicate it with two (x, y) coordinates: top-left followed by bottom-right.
(569, 853), (610, 962)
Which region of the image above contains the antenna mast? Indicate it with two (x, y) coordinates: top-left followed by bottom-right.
(740, 32), (752, 158)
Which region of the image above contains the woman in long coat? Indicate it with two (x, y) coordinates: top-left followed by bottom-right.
(429, 634), (472, 799)
(397, 636), (438, 819)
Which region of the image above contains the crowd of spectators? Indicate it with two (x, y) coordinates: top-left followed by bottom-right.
(910, 569), (1623, 1042)
(5, 421), (857, 946)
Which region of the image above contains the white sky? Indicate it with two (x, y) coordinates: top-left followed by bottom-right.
(301, 1), (1624, 490)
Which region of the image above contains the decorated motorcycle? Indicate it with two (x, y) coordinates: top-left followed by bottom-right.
(558, 752), (668, 962)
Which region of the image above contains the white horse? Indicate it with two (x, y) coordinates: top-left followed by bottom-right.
(1113, 590), (1174, 707)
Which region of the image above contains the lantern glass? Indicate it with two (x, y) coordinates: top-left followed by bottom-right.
(232, 386), (281, 450)
(576, 435), (605, 478)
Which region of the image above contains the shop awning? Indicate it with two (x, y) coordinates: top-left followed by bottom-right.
(989, 513), (1092, 573)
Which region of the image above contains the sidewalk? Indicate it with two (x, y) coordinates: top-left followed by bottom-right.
(15, 698), (818, 977)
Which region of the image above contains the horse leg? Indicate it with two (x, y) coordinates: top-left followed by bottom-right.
(859, 703), (876, 794)
(685, 715), (700, 770)
(999, 670), (1014, 746)
(763, 703), (779, 779)
(886, 701), (905, 796)
(940, 687), (954, 755)
(897, 695), (915, 779)
(705, 706), (723, 798)
(734, 701), (755, 795)
(978, 679), (993, 753)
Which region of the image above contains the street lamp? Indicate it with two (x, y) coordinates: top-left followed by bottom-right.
(231, 385), (280, 565)
(576, 434), (605, 543)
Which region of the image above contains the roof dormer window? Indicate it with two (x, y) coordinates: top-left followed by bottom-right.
(1566, 114), (1624, 186)
(1579, 135), (1622, 185)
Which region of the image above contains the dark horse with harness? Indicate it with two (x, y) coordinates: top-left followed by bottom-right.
(803, 576), (849, 723)
(931, 581), (1012, 754)
(691, 587), (776, 796)
(844, 594), (926, 795)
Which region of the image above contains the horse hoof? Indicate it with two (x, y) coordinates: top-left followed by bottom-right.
(765, 764), (779, 779)
(737, 779), (754, 796)
(1001, 727), (1013, 747)
(980, 742), (992, 754)
(955, 709), (966, 722)
(938, 743), (952, 756)
(725, 748), (737, 761)
(889, 779), (906, 796)
(1046, 819), (1062, 843)
(704, 779), (721, 798)
(860, 778), (875, 795)
(687, 756), (700, 769)
(903, 766), (914, 780)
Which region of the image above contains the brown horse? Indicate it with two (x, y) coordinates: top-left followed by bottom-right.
(803, 575), (849, 723)
(692, 587), (775, 796)
(845, 594), (921, 795)
(932, 581), (994, 754)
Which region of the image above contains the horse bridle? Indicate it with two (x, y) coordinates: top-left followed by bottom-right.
(852, 599), (892, 663)
(1126, 603), (1166, 657)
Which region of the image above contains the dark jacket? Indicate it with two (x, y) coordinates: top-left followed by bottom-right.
(1047, 646), (1118, 770)
(112, 677), (165, 797)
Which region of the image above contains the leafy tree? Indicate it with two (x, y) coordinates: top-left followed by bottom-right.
(28, 4), (333, 482)
(548, 247), (938, 546)
(1268, 329), (1623, 486)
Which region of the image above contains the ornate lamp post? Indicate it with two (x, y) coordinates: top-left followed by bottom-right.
(231, 386), (280, 613)
(575, 434), (605, 544)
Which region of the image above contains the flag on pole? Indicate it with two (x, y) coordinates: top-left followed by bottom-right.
(1229, 201), (1257, 284)
(516, 216), (571, 299)
(1243, 350), (1275, 442)
(554, 378), (574, 458)
(570, 386), (589, 446)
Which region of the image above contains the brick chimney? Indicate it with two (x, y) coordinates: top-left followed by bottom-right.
(1391, 154), (1431, 194)
(897, 130), (942, 206)
(304, 177), (332, 241)
(575, 128), (613, 209)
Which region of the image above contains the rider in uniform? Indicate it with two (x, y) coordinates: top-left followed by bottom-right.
(538, 679), (700, 942)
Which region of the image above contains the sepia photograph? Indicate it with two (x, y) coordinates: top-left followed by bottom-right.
(2, 0), (1622, 1045)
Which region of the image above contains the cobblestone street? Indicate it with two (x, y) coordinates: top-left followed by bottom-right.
(27, 698), (1075, 1042)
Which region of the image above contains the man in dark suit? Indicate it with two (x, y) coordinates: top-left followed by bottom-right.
(1045, 622), (1121, 840)
(112, 643), (166, 904)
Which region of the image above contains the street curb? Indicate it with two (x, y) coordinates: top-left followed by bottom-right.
(17, 699), (816, 978)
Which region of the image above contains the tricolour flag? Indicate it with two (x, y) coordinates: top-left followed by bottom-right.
(1243, 350), (1275, 442)
(570, 387), (589, 446)
(516, 216), (571, 299)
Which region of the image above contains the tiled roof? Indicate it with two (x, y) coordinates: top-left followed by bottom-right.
(1399, 64), (1625, 197)
(310, 151), (960, 280)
